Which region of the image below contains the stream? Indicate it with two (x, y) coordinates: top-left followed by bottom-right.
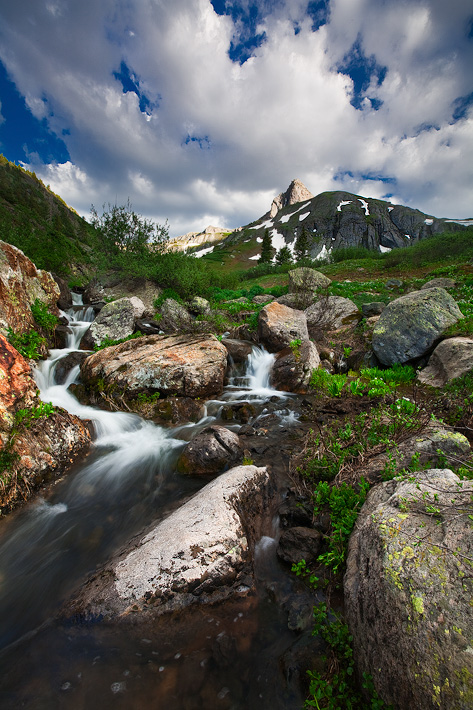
(0, 298), (319, 709)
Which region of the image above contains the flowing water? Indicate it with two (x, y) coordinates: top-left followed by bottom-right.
(0, 299), (314, 709)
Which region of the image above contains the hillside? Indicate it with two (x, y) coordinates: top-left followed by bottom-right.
(0, 155), (97, 277)
(188, 180), (472, 267)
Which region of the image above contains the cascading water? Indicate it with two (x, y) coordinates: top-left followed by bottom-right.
(0, 299), (307, 709)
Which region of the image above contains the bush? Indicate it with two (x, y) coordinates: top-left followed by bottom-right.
(331, 246), (382, 262)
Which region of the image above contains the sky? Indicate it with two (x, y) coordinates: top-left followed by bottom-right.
(0, 0), (472, 238)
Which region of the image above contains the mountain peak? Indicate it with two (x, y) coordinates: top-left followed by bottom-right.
(270, 179), (313, 218)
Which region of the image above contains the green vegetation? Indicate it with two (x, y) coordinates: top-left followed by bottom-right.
(14, 402), (56, 428)
(31, 299), (59, 332)
(93, 331), (145, 351)
(259, 229), (273, 264)
(7, 328), (46, 360)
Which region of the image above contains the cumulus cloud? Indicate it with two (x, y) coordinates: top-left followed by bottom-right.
(0, 0), (472, 236)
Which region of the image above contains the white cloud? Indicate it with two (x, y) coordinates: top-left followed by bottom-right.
(0, 0), (471, 236)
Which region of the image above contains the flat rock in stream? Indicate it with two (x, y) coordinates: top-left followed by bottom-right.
(63, 465), (270, 621)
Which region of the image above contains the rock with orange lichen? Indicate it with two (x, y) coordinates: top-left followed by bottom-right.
(80, 333), (228, 399)
(257, 301), (309, 352)
(0, 334), (90, 514)
(0, 240), (60, 336)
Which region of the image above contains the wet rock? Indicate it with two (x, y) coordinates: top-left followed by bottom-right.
(222, 339), (254, 363)
(345, 469), (473, 710)
(177, 425), (241, 475)
(305, 296), (360, 331)
(220, 402), (256, 423)
(277, 527), (322, 566)
(81, 297), (138, 348)
(278, 492), (313, 528)
(54, 351), (90, 385)
(65, 465), (270, 619)
(257, 302), (309, 353)
(53, 323), (72, 349)
(81, 333), (228, 399)
(417, 337), (473, 387)
(271, 341), (320, 392)
(53, 274), (73, 310)
(0, 240), (60, 337)
(372, 287), (463, 365)
(0, 335), (91, 513)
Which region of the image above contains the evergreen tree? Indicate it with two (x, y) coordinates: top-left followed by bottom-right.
(294, 226), (310, 262)
(259, 229), (273, 264)
(275, 245), (292, 265)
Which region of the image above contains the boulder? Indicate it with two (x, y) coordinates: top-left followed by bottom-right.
(258, 302), (309, 352)
(276, 292), (316, 309)
(0, 334), (90, 513)
(288, 267), (331, 292)
(188, 296), (211, 315)
(305, 296), (360, 331)
(80, 334), (228, 399)
(54, 351), (89, 385)
(159, 298), (194, 332)
(222, 338), (254, 363)
(277, 527), (322, 566)
(53, 274), (73, 310)
(177, 425), (241, 475)
(0, 240), (60, 336)
(252, 294), (274, 305)
(345, 469), (473, 709)
(361, 302), (385, 317)
(81, 297), (137, 348)
(271, 341), (320, 392)
(417, 337), (473, 387)
(421, 277), (456, 290)
(372, 288), (463, 365)
(64, 465), (270, 619)
(84, 276), (161, 318)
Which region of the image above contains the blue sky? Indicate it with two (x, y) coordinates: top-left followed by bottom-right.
(0, 0), (472, 237)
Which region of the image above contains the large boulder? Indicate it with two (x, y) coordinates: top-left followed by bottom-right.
(64, 465), (270, 619)
(305, 296), (360, 331)
(0, 334), (90, 513)
(81, 297), (139, 348)
(271, 340), (320, 392)
(345, 469), (473, 709)
(0, 240), (60, 336)
(80, 333), (228, 399)
(159, 298), (194, 332)
(288, 267), (331, 292)
(257, 302), (309, 352)
(417, 337), (473, 387)
(84, 276), (161, 318)
(372, 287), (463, 365)
(177, 425), (241, 475)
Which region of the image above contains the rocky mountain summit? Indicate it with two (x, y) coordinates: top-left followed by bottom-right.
(185, 179), (470, 261)
(167, 224), (234, 253)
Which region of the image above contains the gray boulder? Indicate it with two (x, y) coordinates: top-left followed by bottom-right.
(421, 277), (456, 290)
(257, 302), (309, 352)
(188, 296), (210, 315)
(372, 287), (463, 365)
(271, 340), (320, 392)
(159, 298), (194, 332)
(418, 337), (473, 387)
(345, 469), (473, 709)
(288, 267), (331, 292)
(361, 302), (385, 317)
(82, 297), (138, 348)
(305, 296), (360, 331)
(177, 425), (241, 475)
(81, 334), (228, 399)
(252, 294), (274, 304)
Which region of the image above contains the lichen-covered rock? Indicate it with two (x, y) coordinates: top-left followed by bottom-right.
(81, 297), (137, 348)
(0, 335), (90, 513)
(63, 465), (270, 619)
(177, 425), (241, 475)
(418, 337), (473, 387)
(271, 340), (320, 392)
(305, 296), (360, 331)
(257, 302), (309, 352)
(188, 296), (210, 315)
(0, 240), (60, 336)
(288, 267), (331, 292)
(159, 298), (194, 332)
(345, 469), (473, 710)
(372, 287), (462, 365)
(80, 333), (228, 399)
(421, 277), (456, 290)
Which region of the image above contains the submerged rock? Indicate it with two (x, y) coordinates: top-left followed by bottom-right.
(345, 469), (473, 709)
(372, 287), (462, 365)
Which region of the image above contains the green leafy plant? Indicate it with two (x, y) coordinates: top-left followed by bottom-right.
(30, 299), (59, 332)
(136, 392), (160, 404)
(327, 374), (347, 398)
(94, 331), (144, 351)
(7, 328), (46, 360)
(14, 401), (56, 428)
(290, 338), (302, 360)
